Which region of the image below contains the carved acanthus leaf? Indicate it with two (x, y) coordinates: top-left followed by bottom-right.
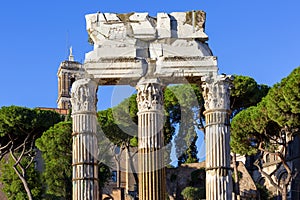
(202, 75), (233, 111)
(136, 78), (164, 112)
(70, 79), (98, 113)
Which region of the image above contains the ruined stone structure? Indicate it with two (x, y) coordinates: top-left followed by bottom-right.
(202, 75), (233, 200)
(136, 77), (166, 200)
(103, 162), (206, 200)
(68, 10), (233, 200)
(71, 78), (99, 199)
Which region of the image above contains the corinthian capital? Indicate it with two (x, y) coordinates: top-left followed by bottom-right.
(201, 75), (233, 111)
(70, 78), (98, 114)
(136, 78), (164, 112)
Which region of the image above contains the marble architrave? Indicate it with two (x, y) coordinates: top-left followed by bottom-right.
(84, 11), (218, 85)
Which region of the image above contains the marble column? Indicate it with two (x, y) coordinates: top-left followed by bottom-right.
(70, 78), (99, 200)
(202, 75), (233, 200)
(136, 77), (166, 200)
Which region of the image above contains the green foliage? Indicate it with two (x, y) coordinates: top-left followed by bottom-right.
(266, 84), (300, 128)
(265, 67), (300, 128)
(98, 163), (111, 189)
(231, 67), (300, 155)
(97, 84), (205, 166)
(111, 94), (138, 135)
(98, 91), (177, 146)
(0, 106), (62, 155)
(229, 75), (270, 156)
(231, 100), (283, 155)
(98, 77), (268, 166)
(0, 106), (36, 137)
(130, 136), (138, 147)
(265, 84), (292, 127)
(34, 109), (65, 132)
(230, 75), (269, 117)
(231, 107), (260, 155)
(0, 106), (62, 200)
(166, 164), (176, 168)
(231, 68), (300, 200)
(98, 94), (139, 147)
(256, 183), (271, 200)
(282, 67), (300, 114)
(166, 84), (202, 165)
(232, 170), (243, 182)
(170, 173), (177, 182)
(181, 186), (205, 200)
(36, 120), (111, 199)
(185, 135), (199, 164)
(35, 121), (73, 199)
(190, 168), (205, 187)
(0, 156), (43, 200)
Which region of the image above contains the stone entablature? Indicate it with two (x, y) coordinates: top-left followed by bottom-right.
(84, 11), (218, 85)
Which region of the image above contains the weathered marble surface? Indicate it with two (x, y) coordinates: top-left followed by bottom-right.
(136, 77), (166, 200)
(202, 75), (234, 200)
(84, 11), (217, 85)
(69, 10), (233, 200)
(71, 79), (99, 200)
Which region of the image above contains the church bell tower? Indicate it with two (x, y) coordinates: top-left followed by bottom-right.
(57, 47), (84, 109)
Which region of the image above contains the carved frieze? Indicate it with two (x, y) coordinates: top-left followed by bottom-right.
(136, 78), (164, 112)
(201, 75), (233, 111)
(70, 78), (98, 113)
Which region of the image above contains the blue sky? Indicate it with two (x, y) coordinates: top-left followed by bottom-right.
(0, 0), (299, 110)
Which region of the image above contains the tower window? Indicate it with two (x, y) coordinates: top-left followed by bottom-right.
(69, 77), (76, 94)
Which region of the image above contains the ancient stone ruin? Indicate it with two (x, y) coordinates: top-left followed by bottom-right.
(58, 10), (233, 200)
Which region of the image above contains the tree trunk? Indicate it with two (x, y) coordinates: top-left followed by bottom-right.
(281, 185), (288, 200)
(232, 153), (241, 200)
(10, 147), (34, 200)
(99, 188), (103, 200)
(113, 145), (122, 188)
(126, 145), (139, 185)
(13, 165), (33, 200)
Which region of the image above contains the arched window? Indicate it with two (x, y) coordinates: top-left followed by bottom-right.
(69, 77), (76, 94)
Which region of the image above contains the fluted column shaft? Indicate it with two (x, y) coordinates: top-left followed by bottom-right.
(202, 75), (233, 200)
(71, 78), (99, 200)
(136, 78), (166, 200)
